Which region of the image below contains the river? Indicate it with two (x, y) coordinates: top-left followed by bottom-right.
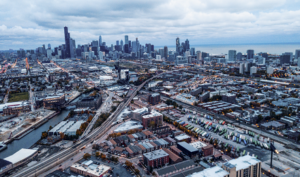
(0, 110), (71, 159)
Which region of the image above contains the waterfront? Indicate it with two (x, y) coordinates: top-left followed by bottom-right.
(156, 43), (300, 55)
(0, 110), (70, 159)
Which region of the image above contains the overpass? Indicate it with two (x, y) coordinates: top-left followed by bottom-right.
(12, 71), (167, 177)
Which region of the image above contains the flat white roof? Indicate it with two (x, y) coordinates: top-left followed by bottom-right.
(49, 121), (67, 133)
(5, 148), (37, 164)
(0, 101), (27, 112)
(174, 134), (190, 141)
(225, 155), (261, 171)
(71, 163), (110, 176)
(65, 121), (85, 133)
(143, 149), (168, 160)
(114, 120), (143, 133)
(142, 110), (162, 119)
(187, 166), (229, 177)
(190, 141), (207, 149)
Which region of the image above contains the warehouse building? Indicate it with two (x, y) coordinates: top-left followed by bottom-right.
(177, 142), (199, 158)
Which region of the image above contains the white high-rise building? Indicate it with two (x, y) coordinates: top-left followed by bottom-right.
(239, 63), (244, 74)
(250, 66), (257, 75)
(267, 66), (273, 74)
(46, 49), (52, 58)
(98, 51), (104, 60)
(228, 50), (237, 62)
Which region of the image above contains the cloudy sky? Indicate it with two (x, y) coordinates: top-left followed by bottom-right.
(1, 0), (300, 50)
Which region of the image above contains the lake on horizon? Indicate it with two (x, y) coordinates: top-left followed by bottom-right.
(155, 43), (300, 55)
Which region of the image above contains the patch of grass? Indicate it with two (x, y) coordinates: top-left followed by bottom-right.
(8, 92), (29, 102)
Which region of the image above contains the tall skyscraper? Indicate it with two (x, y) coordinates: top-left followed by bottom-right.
(70, 38), (76, 58)
(176, 37), (180, 53)
(295, 49), (300, 61)
(48, 44), (51, 49)
(190, 48), (195, 55)
(116, 40), (119, 46)
(64, 26), (71, 58)
(228, 50), (237, 61)
(99, 36), (102, 46)
(128, 40), (131, 48)
(237, 52), (242, 60)
(247, 49), (254, 59)
(125, 35), (129, 45)
(120, 40), (123, 51)
(185, 39), (190, 51)
(164, 46), (168, 59)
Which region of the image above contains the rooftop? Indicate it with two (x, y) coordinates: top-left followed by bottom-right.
(187, 166), (229, 177)
(143, 149), (169, 160)
(224, 155), (261, 171)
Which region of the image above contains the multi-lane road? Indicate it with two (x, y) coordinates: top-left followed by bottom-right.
(13, 72), (163, 177)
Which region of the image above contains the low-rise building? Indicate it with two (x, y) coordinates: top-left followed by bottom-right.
(70, 161), (111, 177)
(261, 121), (285, 130)
(143, 149), (169, 170)
(142, 110), (163, 128)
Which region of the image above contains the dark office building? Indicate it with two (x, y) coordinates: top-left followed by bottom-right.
(128, 40), (131, 48)
(185, 39), (190, 51)
(76, 94), (102, 109)
(149, 93), (161, 105)
(151, 45), (154, 52)
(75, 48), (81, 57)
(260, 52), (268, 60)
(201, 52), (209, 59)
(64, 26), (71, 58)
(177, 142), (198, 159)
(92, 47), (98, 56)
(237, 52), (242, 60)
(280, 54), (291, 65)
(247, 49), (254, 59)
(124, 44), (129, 53)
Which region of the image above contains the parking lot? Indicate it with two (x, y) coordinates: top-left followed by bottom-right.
(179, 113), (285, 160)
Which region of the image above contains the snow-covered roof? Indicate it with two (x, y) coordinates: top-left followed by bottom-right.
(5, 148), (37, 164)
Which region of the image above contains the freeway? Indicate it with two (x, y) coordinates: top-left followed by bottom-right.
(13, 72), (164, 177)
(160, 96), (300, 148)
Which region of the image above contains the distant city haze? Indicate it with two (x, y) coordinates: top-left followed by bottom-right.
(1, 0), (300, 49)
(156, 43), (300, 55)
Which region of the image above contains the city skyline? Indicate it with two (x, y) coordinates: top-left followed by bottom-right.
(1, 0), (300, 49)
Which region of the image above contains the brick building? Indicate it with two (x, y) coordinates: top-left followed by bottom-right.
(143, 149), (169, 170)
(142, 110), (163, 128)
(202, 144), (213, 157)
(3, 102), (31, 115)
(43, 94), (66, 110)
(149, 93), (161, 105)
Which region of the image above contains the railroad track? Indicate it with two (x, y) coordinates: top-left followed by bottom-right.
(13, 74), (161, 177)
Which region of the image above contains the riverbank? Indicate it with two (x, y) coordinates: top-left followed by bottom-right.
(4, 110), (58, 144)
(0, 110), (71, 159)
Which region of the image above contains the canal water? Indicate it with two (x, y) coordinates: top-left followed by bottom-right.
(0, 110), (71, 159)
(0, 92), (92, 159)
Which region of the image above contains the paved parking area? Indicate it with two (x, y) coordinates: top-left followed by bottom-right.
(179, 114), (285, 159)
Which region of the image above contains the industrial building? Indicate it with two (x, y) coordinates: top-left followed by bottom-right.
(177, 142), (199, 158)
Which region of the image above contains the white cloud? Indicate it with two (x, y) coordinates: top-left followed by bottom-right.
(0, 0), (300, 49)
